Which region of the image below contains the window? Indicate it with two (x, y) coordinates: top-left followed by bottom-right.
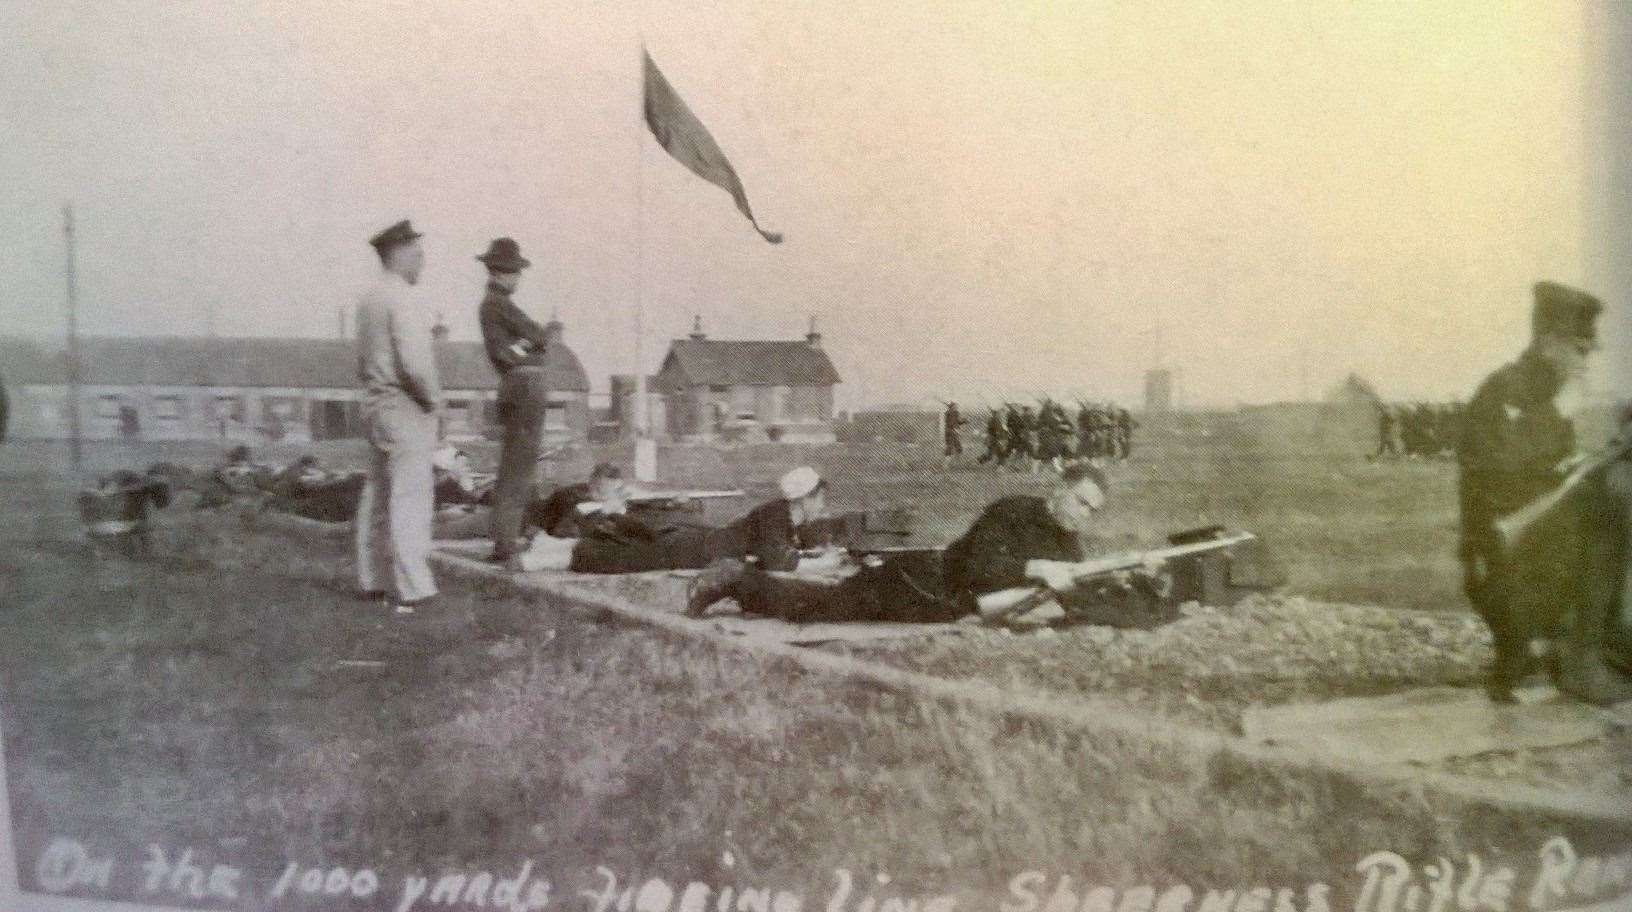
(731, 385), (756, 420)
(544, 404), (568, 431)
(213, 395), (244, 422)
(262, 397), (301, 422)
(151, 396), (184, 421)
(95, 395), (123, 419)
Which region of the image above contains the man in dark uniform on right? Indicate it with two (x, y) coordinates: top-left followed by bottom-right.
(1457, 280), (1630, 703)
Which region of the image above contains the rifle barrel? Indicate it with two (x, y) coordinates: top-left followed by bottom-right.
(1495, 435), (1631, 548)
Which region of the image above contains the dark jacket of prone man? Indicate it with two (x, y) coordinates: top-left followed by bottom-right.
(940, 495), (1083, 600)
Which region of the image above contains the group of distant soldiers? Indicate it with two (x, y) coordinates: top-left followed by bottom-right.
(942, 400), (1136, 471)
(1374, 400), (1467, 459)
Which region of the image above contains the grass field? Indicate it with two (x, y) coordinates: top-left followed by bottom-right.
(4, 418), (1627, 910)
(6, 405), (1470, 612)
(4, 476), (1627, 912)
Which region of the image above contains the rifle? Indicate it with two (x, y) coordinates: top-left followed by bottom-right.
(1495, 431), (1632, 549)
(574, 489), (746, 515)
(974, 529), (1257, 621)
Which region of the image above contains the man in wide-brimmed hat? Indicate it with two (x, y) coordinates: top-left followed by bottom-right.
(475, 237), (565, 563)
(354, 219), (443, 613)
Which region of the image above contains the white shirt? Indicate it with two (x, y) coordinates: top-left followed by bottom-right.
(355, 271), (442, 409)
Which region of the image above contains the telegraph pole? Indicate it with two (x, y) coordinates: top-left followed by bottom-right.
(63, 204), (83, 471)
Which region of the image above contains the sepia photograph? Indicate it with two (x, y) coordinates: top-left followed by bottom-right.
(2, 3), (1630, 911)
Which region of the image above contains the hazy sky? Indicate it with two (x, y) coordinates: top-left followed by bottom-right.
(1, 2), (1624, 408)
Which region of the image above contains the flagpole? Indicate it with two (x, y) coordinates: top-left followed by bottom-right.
(633, 36), (656, 482)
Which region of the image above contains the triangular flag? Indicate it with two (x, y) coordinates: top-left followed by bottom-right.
(643, 49), (782, 244)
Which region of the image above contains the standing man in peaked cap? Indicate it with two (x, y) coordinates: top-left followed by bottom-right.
(1457, 280), (1630, 703)
(475, 237), (563, 564)
(354, 219), (443, 612)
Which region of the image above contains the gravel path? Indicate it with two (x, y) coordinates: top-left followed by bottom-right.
(839, 595), (1632, 792)
(844, 595), (1489, 730)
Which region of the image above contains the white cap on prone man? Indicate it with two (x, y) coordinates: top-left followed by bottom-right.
(683, 466), (835, 617)
(779, 466), (826, 515)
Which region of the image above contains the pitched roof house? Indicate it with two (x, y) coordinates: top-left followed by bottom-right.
(652, 319), (841, 443)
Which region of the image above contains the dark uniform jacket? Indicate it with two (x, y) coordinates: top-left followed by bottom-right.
(940, 495), (1179, 628)
(941, 495), (1083, 598)
(1456, 349), (1593, 646)
(1456, 350), (1574, 563)
(562, 496), (810, 576)
(725, 499), (806, 572)
(530, 483), (594, 538)
(477, 283), (557, 376)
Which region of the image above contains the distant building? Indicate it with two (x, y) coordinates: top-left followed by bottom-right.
(1144, 368), (1174, 414)
(1325, 372), (1382, 409)
(0, 331), (591, 446)
(651, 318), (842, 443)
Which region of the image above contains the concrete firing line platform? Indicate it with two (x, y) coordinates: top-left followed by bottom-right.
(1243, 685), (1632, 766)
(257, 509), (1632, 828)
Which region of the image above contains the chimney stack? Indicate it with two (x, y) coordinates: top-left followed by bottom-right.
(805, 314), (822, 349)
(689, 314), (707, 341)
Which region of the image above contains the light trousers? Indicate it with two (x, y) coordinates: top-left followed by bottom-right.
(355, 396), (439, 602)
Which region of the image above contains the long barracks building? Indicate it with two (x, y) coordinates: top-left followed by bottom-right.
(0, 332), (592, 446)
